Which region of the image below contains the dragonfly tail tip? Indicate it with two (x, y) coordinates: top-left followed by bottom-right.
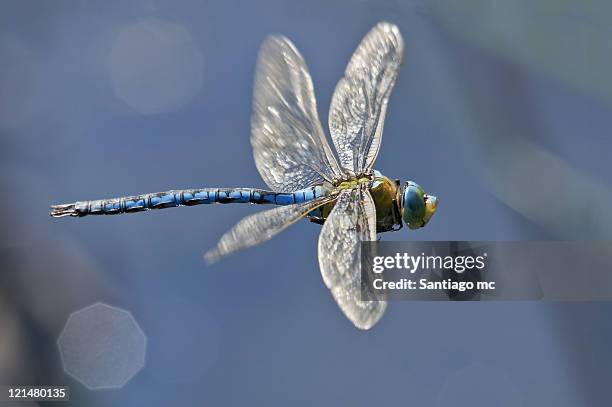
(50, 203), (77, 218)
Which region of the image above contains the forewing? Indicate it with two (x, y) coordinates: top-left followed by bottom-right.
(317, 188), (387, 330)
(252, 36), (341, 192)
(329, 22), (404, 174)
(205, 195), (335, 263)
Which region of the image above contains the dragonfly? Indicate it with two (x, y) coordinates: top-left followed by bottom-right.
(51, 22), (438, 330)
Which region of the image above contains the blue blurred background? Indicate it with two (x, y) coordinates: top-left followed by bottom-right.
(1, 0), (612, 405)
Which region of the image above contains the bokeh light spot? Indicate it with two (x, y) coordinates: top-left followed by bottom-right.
(57, 303), (147, 390)
(108, 18), (204, 114)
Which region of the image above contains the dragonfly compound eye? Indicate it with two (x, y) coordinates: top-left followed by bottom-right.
(401, 181), (437, 229)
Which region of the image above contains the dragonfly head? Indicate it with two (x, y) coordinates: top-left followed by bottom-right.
(400, 181), (438, 229)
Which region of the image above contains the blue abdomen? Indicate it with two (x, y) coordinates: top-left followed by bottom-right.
(52, 185), (331, 217)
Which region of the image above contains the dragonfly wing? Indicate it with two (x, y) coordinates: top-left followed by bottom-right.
(252, 36), (342, 192)
(318, 188), (387, 330)
(205, 195), (336, 263)
(329, 22), (404, 174)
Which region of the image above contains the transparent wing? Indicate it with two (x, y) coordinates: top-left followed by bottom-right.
(317, 188), (387, 330)
(205, 195), (336, 263)
(329, 22), (404, 174)
(252, 36), (342, 192)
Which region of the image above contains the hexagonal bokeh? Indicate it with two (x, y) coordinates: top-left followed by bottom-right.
(57, 303), (147, 390)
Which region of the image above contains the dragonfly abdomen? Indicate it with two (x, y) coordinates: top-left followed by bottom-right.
(50, 186), (330, 218)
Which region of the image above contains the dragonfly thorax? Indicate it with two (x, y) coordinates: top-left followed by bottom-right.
(335, 175), (373, 190)
(313, 171), (403, 233)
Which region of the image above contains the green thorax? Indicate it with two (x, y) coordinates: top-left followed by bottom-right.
(309, 171), (401, 233)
